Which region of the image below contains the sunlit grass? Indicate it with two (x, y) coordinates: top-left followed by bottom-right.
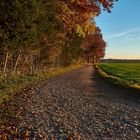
(97, 62), (140, 91)
(99, 63), (140, 85)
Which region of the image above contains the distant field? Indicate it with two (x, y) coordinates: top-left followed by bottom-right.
(98, 63), (140, 85)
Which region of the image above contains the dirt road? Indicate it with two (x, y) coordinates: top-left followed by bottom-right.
(0, 64), (140, 139)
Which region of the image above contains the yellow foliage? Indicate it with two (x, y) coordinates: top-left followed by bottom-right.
(84, 22), (95, 35)
(75, 24), (85, 37)
(75, 22), (96, 37)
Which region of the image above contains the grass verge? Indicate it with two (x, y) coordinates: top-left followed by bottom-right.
(95, 65), (140, 92)
(0, 64), (82, 105)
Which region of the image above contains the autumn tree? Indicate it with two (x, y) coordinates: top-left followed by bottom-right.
(0, 0), (117, 80)
(80, 27), (106, 63)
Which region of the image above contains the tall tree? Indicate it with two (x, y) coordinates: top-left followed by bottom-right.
(0, 0), (117, 79)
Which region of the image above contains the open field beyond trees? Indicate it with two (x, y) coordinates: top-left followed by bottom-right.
(98, 62), (140, 86)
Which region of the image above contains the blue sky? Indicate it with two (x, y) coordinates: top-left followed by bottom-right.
(95, 0), (140, 59)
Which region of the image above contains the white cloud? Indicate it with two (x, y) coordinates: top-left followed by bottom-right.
(106, 28), (140, 40)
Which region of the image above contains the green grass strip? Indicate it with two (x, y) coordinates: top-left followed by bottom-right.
(95, 65), (140, 91)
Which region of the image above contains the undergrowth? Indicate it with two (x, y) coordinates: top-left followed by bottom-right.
(0, 64), (82, 105)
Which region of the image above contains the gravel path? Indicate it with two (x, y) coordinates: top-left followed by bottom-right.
(1, 64), (140, 139)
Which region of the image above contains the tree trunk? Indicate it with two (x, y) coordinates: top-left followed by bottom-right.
(19, 55), (28, 74)
(93, 56), (97, 64)
(3, 51), (9, 81)
(13, 50), (21, 75)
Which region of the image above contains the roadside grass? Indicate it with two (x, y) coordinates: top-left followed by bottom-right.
(96, 62), (140, 92)
(0, 64), (82, 105)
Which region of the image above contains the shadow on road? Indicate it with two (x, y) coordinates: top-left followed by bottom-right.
(81, 64), (140, 108)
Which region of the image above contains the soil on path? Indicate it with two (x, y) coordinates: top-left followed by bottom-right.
(0, 64), (140, 139)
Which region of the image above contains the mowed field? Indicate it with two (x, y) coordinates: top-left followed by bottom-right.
(98, 62), (140, 85)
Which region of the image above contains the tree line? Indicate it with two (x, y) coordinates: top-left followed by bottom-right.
(0, 0), (116, 80)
